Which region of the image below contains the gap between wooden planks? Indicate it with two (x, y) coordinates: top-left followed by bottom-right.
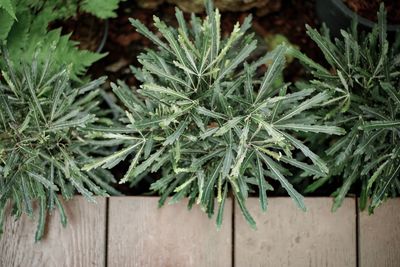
(0, 197), (399, 267)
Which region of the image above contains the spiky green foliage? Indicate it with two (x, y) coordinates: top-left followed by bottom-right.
(0, 49), (119, 241)
(0, 0), (123, 79)
(290, 4), (400, 212)
(85, 1), (344, 228)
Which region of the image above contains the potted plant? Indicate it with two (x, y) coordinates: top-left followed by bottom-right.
(0, 47), (122, 241)
(0, 0), (126, 241)
(290, 4), (400, 212)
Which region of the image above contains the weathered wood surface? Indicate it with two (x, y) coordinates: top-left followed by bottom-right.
(234, 197), (356, 267)
(0, 197), (106, 267)
(108, 197), (232, 267)
(359, 198), (400, 267)
(2, 196), (400, 267)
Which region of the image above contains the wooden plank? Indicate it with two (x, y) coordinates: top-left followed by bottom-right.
(0, 196), (106, 267)
(359, 198), (400, 267)
(234, 197), (356, 267)
(108, 197), (232, 267)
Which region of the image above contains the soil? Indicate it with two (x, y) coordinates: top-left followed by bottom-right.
(52, 14), (107, 52)
(344, 0), (400, 24)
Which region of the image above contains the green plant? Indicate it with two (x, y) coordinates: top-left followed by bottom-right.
(80, 0), (126, 19)
(0, 0), (124, 80)
(290, 4), (400, 212)
(0, 48), (119, 241)
(0, 0), (124, 22)
(85, 0), (344, 227)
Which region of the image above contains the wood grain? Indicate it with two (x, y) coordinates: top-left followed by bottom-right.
(108, 196), (232, 267)
(0, 196), (106, 267)
(359, 198), (400, 267)
(234, 197), (356, 267)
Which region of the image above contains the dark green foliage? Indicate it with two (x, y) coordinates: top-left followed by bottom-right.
(0, 49), (119, 241)
(0, 0), (124, 79)
(1, 0), (124, 21)
(85, 1), (344, 227)
(291, 5), (400, 212)
(80, 0), (126, 19)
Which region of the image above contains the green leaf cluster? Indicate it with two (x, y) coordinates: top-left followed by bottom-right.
(0, 48), (119, 241)
(0, 0), (125, 79)
(81, 0), (126, 19)
(292, 4), (400, 212)
(86, 0), (344, 227)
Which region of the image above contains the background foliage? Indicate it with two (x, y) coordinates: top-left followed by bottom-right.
(0, 0), (124, 80)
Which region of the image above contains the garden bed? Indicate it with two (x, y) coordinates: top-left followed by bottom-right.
(1, 197), (399, 267)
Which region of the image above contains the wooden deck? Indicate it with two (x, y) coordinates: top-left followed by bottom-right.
(0, 197), (399, 267)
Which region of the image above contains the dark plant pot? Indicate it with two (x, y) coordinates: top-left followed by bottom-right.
(316, 0), (400, 38)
